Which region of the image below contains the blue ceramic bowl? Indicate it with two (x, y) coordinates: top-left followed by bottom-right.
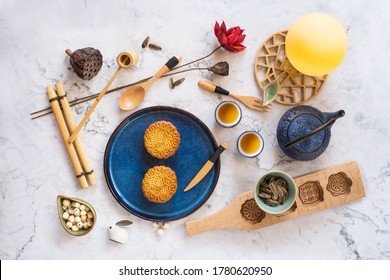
(254, 170), (297, 215)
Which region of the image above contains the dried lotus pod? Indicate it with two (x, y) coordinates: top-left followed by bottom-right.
(66, 47), (103, 80)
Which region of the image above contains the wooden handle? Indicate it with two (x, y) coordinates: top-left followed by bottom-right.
(69, 66), (122, 143)
(46, 86), (88, 188)
(155, 55), (182, 78)
(56, 83), (97, 186)
(186, 216), (227, 236)
(198, 80), (230, 95)
(65, 49), (72, 56)
(209, 142), (228, 163)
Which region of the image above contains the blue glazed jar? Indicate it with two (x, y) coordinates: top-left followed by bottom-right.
(276, 105), (345, 161)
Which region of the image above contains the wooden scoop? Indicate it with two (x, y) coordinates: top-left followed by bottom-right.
(68, 50), (138, 144)
(119, 55), (182, 111)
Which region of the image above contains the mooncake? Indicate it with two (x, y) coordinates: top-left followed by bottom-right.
(144, 121), (180, 159)
(142, 166), (178, 203)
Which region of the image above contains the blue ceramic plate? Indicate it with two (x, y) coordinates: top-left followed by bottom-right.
(104, 106), (220, 221)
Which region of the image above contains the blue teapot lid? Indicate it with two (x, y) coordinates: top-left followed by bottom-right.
(277, 105), (344, 161)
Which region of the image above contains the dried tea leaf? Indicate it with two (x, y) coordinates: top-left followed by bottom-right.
(142, 36), (150, 48)
(173, 78), (185, 86)
(149, 43), (162, 51)
(264, 199), (279, 206)
(169, 78), (175, 89)
(259, 187), (272, 194)
(259, 192), (271, 199)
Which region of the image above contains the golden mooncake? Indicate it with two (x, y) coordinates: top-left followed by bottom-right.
(144, 121), (180, 159)
(142, 166), (178, 203)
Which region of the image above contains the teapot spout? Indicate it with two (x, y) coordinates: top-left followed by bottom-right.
(324, 110), (345, 121)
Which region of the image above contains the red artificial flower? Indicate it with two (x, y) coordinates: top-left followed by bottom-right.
(214, 21), (246, 53)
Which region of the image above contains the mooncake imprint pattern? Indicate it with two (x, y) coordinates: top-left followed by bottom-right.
(240, 199), (266, 224)
(142, 166), (178, 203)
(144, 121), (181, 159)
(326, 172), (352, 196)
(298, 181), (324, 205)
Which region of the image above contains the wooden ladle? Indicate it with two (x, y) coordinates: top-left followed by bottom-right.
(68, 50), (138, 143)
(119, 55), (181, 111)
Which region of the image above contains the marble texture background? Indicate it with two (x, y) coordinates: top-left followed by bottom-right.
(0, 0), (389, 260)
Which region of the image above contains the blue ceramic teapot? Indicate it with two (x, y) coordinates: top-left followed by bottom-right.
(276, 105), (345, 161)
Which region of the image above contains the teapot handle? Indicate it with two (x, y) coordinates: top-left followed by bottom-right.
(283, 118), (336, 149)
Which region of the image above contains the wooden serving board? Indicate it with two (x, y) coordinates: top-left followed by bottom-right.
(186, 161), (365, 236)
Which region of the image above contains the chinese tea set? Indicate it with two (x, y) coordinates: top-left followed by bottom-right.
(33, 13), (365, 241)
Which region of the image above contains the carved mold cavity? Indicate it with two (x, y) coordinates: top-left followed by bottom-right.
(326, 172), (352, 196)
(299, 181), (324, 205)
(275, 201), (297, 217)
(240, 199), (265, 224)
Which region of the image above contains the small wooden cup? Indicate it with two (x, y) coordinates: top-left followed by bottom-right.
(57, 195), (97, 237)
(117, 50), (139, 68)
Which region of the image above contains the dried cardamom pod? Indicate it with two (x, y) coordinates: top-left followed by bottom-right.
(149, 43), (162, 51)
(142, 36), (150, 48)
(208, 61), (229, 76)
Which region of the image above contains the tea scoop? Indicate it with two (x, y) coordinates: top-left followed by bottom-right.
(119, 55), (182, 111)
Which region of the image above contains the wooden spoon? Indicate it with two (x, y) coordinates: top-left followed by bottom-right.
(119, 55), (182, 110)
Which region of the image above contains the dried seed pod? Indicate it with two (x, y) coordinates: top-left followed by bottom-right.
(259, 192), (271, 199)
(264, 199), (279, 206)
(148, 43), (162, 51)
(66, 47), (103, 81)
(259, 187), (272, 194)
(169, 78), (175, 89)
(208, 61), (229, 76)
(142, 36), (150, 48)
(173, 78), (185, 87)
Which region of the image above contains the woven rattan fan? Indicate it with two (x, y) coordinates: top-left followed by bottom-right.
(254, 30), (328, 105)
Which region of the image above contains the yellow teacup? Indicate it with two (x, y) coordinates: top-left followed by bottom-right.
(237, 131), (264, 158)
(215, 101), (242, 128)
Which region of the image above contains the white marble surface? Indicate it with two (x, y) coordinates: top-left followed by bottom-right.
(1, 0), (389, 260)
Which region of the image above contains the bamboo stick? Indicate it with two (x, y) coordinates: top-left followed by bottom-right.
(68, 66), (122, 144)
(68, 50), (138, 144)
(56, 83), (97, 186)
(46, 86), (89, 188)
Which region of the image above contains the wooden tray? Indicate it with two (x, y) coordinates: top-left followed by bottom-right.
(186, 161), (365, 236)
(254, 30), (328, 105)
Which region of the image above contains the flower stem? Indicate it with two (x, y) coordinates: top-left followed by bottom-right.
(163, 67), (208, 77)
(173, 45), (222, 70)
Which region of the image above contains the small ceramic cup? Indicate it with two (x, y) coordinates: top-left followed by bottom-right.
(237, 131), (264, 158)
(254, 170), (297, 215)
(214, 101), (242, 128)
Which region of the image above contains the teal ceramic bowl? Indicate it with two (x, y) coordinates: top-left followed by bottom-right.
(254, 170), (297, 215)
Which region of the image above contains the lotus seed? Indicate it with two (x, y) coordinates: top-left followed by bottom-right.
(62, 212), (69, 220)
(62, 199), (70, 207)
(68, 215), (75, 223)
